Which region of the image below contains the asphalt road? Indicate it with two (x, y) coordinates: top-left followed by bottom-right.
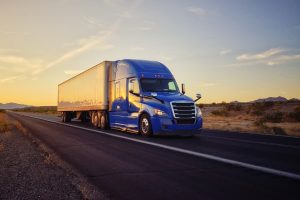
(8, 112), (300, 200)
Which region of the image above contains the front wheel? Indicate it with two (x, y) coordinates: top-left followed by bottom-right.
(139, 114), (153, 137)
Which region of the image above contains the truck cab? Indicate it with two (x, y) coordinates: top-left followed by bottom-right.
(109, 59), (202, 136)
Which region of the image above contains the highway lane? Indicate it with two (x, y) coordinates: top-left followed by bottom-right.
(8, 112), (300, 200)
(12, 112), (300, 175)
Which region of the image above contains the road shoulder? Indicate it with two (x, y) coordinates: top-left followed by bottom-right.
(0, 113), (108, 199)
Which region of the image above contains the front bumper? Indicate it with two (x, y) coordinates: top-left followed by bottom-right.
(150, 116), (203, 136)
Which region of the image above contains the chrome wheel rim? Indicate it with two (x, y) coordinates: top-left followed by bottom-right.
(100, 115), (105, 128)
(94, 115), (98, 126)
(141, 118), (149, 134)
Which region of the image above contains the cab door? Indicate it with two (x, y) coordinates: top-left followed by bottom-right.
(110, 80), (128, 129)
(127, 78), (141, 131)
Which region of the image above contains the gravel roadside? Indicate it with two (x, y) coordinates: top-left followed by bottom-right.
(0, 113), (108, 200)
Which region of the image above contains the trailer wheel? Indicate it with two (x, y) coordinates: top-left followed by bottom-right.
(65, 112), (72, 123)
(92, 112), (100, 127)
(100, 112), (108, 129)
(139, 114), (153, 137)
(62, 112), (66, 122)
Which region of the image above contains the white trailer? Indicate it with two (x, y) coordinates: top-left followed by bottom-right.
(58, 61), (112, 125)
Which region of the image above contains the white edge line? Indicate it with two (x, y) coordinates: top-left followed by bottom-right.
(205, 128), (300, 139)
(12, 112), (300, 181)
(203, 135), (300, 150)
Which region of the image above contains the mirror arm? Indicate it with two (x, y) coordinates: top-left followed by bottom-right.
(194, 97), (201, 102)
(181, 84), (185, 95)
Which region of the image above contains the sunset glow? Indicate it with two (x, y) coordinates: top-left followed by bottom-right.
(0, 0), (299, 105)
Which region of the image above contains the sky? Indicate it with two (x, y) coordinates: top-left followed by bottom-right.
(0, 0), (300, 106)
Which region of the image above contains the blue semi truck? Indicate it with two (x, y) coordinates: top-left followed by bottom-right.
(58, 59), (202, 137)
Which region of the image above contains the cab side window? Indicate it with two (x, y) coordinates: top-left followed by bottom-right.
(129, 78), (140, 94)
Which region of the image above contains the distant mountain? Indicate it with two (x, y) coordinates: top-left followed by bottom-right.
(251, 96), (288, 103)
(230, 101), (241, 104)
(289, 98), (300, 102)
(0, 102), (31, 110)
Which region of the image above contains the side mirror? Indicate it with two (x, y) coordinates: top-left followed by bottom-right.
(181, 83), (186, 95)
(194, 93), (202, 102)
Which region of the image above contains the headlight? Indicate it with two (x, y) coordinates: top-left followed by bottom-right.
(154, 109), (167, 116)
(196, 107), (202, 117)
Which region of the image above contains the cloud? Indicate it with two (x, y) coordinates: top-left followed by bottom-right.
(160, 56), (174, 61)
(143, 20), (155, 25)
(226, 51), (300, 68)
(0, 31), (30, 35)
(236, 48), (286, 61)
(0, 55), (33, 66)
(202, 83), (216, 87)
(0, 75), (26, 83)
(137, 27), (152, 31)
(32, 31), (115, 75)
(269, 54), (300, 65)
(186, 6), (206, 16)
(0, 0), (141, 84)
(137, 20), (156, 31)
(83, 16), (103, 27)
(0, 56), (41, 72)
(0, 48), (19, 53)
(33, 0), (141, 75)
(220, 49), (231, 56)
(130, 47), (145, 51)
(64, 70), (84, 75)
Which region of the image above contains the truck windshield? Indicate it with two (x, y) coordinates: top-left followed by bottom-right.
(140, 78), (179, 92)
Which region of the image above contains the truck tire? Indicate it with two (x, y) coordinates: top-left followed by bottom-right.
(92, 111), (100, 128)
(65, 112), (72, 123)
(100, 112), (108, 129)
(139, 114), (153, 137)
(62, 112), (66, 122)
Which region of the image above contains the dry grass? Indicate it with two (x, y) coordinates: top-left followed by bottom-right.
(0, 112), (9, 133)
(14, 106), (57, 115)
(14, 121), (28, 134)
(201, 101), (300, 137)
(0, 143), (4, 152)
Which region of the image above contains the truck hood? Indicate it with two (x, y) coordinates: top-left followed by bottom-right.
(143, 92), (194, 104)
(141, 92), (195, 116)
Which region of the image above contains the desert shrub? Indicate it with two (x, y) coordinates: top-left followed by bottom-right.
(289, 107), (300, 122)
(253, 119), (271, 132)
(0, 109), (5, 113)
(262, 112), (284, 123)
(15, 106), (57, 114)
(254, 119), (264, 127)
(250, 102), (274, 110)
(272, 127), (287, 135)
(211, 109), (229, 116)
(198, 104), (204, 108)
(225, 103), (242, 111)
(220, 101), (227, 106)
(252, 110), (264, 116)
(263, 101), (274, 107)
(249, 102), (274, 116)
(211, 102), (216, 106)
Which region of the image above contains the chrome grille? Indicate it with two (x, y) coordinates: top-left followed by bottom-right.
(171, 101), (196, 119)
